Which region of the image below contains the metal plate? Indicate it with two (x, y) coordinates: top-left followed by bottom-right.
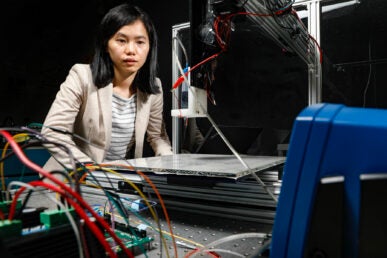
(120, 154), (285, 179)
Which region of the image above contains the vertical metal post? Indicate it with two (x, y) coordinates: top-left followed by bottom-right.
(307, 0), (322, 105)
(171, 22), (190, 154)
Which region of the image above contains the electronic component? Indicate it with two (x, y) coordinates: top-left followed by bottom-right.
(0, 221), (106, 258)
(0, 207), (154, 258)
(39, 208), (76, 228)
(0, 220), (22, 238)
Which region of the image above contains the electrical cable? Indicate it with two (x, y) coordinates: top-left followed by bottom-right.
(3, 121), (274, 258)
(198, 248), (244, 257)
(1, 126), (173, 256)
(0, 130), (134, 258)
(1, 133), (30, 191)
(94, 162), (178, 258)
(213, 11), (273, 52)
(73, 170), (124, 258)
(103, 190), (149, 258)
(9, 172), (71, 218)
(0, 138), (41, 164)
(212, 3), (321, 69)
(12, 181), (118, 258)
(75, 167), (162, 258)
(20, 126), (80, 181)
(86, 165), (171, 258)
(35, 124), (176, 257)
(172, 52), (221, 90)
(70, 166), (152, 257)
(24, 123), (144, 228)
(7, 181), (85, 258)
(32, 170), (74, 212)
(3, 127), (83, 197)
(105, 205), (209, 256)
(290, 9), (323, 64)
(104, 206), (164, 258)
(134, 170), (177, 257)
(84, 167), (159, 222)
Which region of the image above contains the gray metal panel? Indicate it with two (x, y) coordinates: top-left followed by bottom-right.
(124, 153), (285, 179)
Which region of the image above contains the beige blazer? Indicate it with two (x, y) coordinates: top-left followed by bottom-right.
(42, 64), (172, 171)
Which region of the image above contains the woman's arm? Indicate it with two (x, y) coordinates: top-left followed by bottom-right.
(42, 65), (94, 169)
(146, 80), (173, 156)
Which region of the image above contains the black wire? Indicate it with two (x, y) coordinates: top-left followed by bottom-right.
(13, 170), (72, 219)
(14, 189), (33, 219)
(0, 126), (80, 188)
(36, 139), (81, 192)
(22, 125), (164, 253)
(0, 127), (137, 256)
(40, 170), (74, 189)
(0, 140), (41, 163)
(0, 130), (86, 202)
(104, 189), (151, 256)
(23, 126), (166, 257)
(36, 126), (140, 216)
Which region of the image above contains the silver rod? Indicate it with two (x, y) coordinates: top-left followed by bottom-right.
(205, 111), (278, 203)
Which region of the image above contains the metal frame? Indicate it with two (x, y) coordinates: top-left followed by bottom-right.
(171, 1), (325, 152)
(171, 22), (190, 154)
(295, 0), (322, 104)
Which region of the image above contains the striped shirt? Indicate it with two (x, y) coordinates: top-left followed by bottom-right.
(104, 93), (137, 161)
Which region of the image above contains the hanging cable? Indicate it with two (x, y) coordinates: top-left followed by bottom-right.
(0, 129), (134, 258)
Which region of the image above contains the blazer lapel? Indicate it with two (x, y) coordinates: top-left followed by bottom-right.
(135, 91), (150, 158)
(97, 83), (113, 159)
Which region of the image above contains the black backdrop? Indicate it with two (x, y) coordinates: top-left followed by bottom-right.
(0, 0), (188, 129)
(1, 0), (386, 155)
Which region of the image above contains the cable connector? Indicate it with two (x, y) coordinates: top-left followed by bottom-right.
(0, 219), (22, 238)
(0, 200), (22, 214)
(40, 208), (76, 228)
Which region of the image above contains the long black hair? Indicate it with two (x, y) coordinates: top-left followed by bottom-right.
(90, 3), (160, 94)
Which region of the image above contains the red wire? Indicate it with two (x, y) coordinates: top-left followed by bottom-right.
(172, 12), (276, 92)
(95, 163), (179, 258)
(213, 11), (273, 51)
(308, 35), (323, 64)
(291, 9), (323, 64)
(184, 248), (220, 258)
(0, 130), (133, 258)
(136, 170), (178, 258)
(173, 11), (273, 92)
(192, 9), (321, 96)
(12, 181), (117, 258)
(172, 52), (221, 90)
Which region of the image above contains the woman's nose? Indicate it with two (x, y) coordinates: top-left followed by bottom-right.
(125, 42), (135, 54)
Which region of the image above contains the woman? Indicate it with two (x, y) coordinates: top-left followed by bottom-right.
(42, 3), (173, 171)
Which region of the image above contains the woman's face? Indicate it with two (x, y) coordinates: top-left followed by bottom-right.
(107, 19), (150, 78)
